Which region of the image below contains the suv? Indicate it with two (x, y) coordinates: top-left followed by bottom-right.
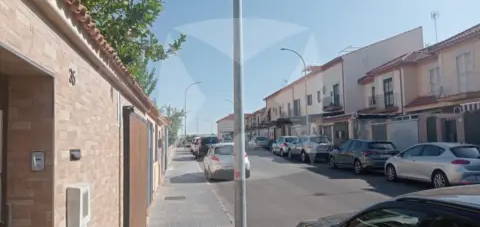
(253, 136), (271, 149)
(329, 139), (398, 174)
(292, 135), (332, 163)
(271, 136), (298, 156)
(192, 136), (219, 159)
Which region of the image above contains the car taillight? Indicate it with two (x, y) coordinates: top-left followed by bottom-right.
(451, 159), (470, 165)
(283, 143), (288, 146)
(212, 155), (220, 161)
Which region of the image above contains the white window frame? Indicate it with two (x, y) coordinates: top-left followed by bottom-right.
(428, 66), (441, 96)
(456, 51), (473, 93)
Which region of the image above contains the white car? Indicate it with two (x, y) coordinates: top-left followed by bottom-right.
(385, 142), (480, 188)
(203, 143), (251, 180)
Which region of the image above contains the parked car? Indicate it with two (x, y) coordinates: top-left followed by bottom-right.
(297, 184), (480, 227)
(385, 142), (480, 188)
(271, 136), (298, 156)
(329, 139), (398, 174)
(253, 136), (271, 149)
(203, 143), (251, 180)
(192, 136), (219, 159)
(291, 136), (332, 163)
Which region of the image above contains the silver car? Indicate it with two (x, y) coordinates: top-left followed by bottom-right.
(292, 136), (332, 163)
(203, 143), (251, 180)
(385, 142), (480, 188)
(271, 136), (298, 156)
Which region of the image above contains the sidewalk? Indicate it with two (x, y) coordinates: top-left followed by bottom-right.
(148, 148), (233, 227)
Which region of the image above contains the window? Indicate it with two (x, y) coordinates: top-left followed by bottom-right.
(429, 66), (441, 95)
(422, 145), (444, 156)
(279, 105), (283, 116)
(310, 136), (329, 144)
(368, 142), (396, 150)
(402, 145), (423, 158)
(456, 52), (473, 93)
(451, 146), (480, 158)
(322, 86), (326, 95)
(338, 140), (352, 152)
(350, 140), (362, 151)
(317, 90), (321, 103)
(215, 145), (233, 155)
(347, 208), (426, 227)
(332, 84), (340, 106)
(307, 94), (312, 106)
(287, 103), (291, 116)
(383, 78), (394, 107)
(370, 86), (376, 105)
(293, 99), (301, 116)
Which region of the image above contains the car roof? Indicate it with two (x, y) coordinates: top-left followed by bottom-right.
(398, 185), (480, 209)
(211, 142), (233, 147)
(415, 142), (477, 148)
(349, 139), (393, 143)
(280, 136), (297, 138)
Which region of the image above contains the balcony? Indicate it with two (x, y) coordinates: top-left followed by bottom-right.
(322, 95), (342, 112)
(366, 93), (400, 113)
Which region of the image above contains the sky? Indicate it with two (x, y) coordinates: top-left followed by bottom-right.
(151, 0), (480, 134)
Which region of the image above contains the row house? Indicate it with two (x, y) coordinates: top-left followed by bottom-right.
(263, 27), (423, 145)
(245, 107), (270, 140)
(0, 1), (170, 227)
(357, 23), (480, 149)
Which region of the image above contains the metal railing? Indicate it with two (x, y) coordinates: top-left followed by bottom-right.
(368, 93), (400, 110)
(322, 95), (342, 111)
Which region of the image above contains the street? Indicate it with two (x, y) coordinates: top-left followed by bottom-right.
(201, 147), (429, 227)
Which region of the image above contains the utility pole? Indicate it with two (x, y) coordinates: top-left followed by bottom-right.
(233, 0), (247, 226)
(184, 81), (202, 138)
(431, 11), (439, 43)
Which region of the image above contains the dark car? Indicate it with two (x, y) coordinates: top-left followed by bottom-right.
(297, 184), (480, 227)
(193, 136), (219, 159)
(253, 136), (271, 149)
(329, 139), (398, 174)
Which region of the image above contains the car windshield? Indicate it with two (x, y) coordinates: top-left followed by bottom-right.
(310, 136), (329, 144)
(202, 137), (219, 144)
(368, 142), (395, 150)
(215, 146), (234, 155)
(256, 137), (268, 141)
(451, 146), (480, 159)
(285, 137), (297, 143)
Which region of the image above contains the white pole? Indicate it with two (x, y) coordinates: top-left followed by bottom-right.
(233, 0), (247, 226)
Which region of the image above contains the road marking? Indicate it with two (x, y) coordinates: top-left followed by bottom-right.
(195, 161), (234, 224)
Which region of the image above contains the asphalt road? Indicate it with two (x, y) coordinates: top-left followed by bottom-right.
(201, 147), (429, 227)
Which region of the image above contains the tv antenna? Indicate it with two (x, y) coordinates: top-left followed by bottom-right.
(431, 11), (440, 43)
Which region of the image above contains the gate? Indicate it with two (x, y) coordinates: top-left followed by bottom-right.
(123, 107), (148, 227)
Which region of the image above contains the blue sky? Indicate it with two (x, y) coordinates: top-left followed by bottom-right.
(152, 0), (480, 134)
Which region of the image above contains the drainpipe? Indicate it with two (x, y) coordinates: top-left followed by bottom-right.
(399, 68), (405, 115)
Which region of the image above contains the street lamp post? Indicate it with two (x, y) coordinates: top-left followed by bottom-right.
(184, 81), (202, 139)
(280, 48), (310, 135)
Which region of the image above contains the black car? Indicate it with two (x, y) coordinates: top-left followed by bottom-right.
(297, 185), (480, 227)
(195, 136), (219, 159)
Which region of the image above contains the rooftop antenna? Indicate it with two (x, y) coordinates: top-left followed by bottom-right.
(431, 11), (440, 43)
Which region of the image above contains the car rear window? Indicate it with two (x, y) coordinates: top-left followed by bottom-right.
(256, 137), (268, 141)
(368, 142), (395, 150)
(285, 137), (297, 143)
(215, 146), (233, 155)
(202, 137), (218, 144)
(310, 136), (329, 144)
(451, 146), (480, 159)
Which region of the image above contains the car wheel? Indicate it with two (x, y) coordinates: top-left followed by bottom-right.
(386, 165), (397, 182)
(287, 149), (292, 159)
(301, 151), (309, 163)
(280, 149), (284, 157)
(432, 171), (449, 188)
(354, 160), (364, 174)
(329, 156), (337, 169)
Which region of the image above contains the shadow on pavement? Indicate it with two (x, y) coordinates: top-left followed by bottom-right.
(172, 156), (195, 162)
(302, 165), (430, 197)
(169, 172), (207, 184)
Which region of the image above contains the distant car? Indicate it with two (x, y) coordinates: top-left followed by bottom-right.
(271, 136), (298, 156)
(329, 139), (398, 174)
(292, 136), (332, 163)
(203, 143), (251, 180)
(253, 136), (271, 149)
(190, 136), (201, 155)
(192, 136), (219, 159)
(385, 142), (480, 188)
(297, 184), (480, 227)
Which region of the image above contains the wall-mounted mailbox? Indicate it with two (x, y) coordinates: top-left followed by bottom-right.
(70, 149), (81, 161)
(32, 151), (45, 171)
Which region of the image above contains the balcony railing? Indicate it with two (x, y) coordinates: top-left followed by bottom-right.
(323, 95), (342, 111)
(368, 93), (400, 110)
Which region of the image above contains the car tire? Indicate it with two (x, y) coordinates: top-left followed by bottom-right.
(432, 171), (449, 188)
(385, 164), (397, 182)
(329, 156), (337, 169)
(287, 149), (292, 159)
(354, 160), (364, 174)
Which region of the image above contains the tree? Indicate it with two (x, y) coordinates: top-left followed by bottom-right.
(82, 0), (186, 95)
(160, 105), (185, 145)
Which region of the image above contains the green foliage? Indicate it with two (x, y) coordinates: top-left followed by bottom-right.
(160, 105), (185, 144)
(82, 0), (186, 95)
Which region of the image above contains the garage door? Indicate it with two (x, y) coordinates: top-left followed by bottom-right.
(387, 119), (419, 150)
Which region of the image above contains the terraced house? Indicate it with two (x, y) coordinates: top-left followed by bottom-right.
(358, 23), (480, 149)
(0, 1), (170, 227)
